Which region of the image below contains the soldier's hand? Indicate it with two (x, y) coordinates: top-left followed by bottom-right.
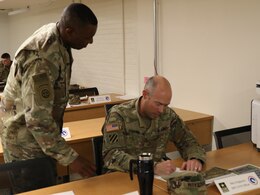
(181, 159), (202, 172)
(154, 160), (176, 176)
(70, 156), (96, 178)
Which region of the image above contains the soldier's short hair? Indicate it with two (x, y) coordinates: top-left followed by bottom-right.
(144, 76), (157, 95)
(60, 3), (98, 29)
(1, 53), (11, 59)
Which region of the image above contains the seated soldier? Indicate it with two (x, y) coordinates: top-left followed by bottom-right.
(0, 53), (13, 82)
(102, 75), (206, 176)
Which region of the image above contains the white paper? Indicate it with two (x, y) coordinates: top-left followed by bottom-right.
(61, 127), (71, 139)
(154, 167), (184, 182)
(122, 191), (139, 195)
(51, 191), (75, 195)
(80, 96), (88, 101)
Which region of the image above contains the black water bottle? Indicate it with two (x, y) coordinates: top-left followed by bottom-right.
(129, 153), (154, 195)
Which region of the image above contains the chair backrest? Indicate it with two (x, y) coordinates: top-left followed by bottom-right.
(92, 136), (104, 175)
(0, 81), (6, 92)
(214, 125), (251, 149)
(0, 157), (56, 194)
(69, 87), (99, 97)
(104, 103), (118, 116)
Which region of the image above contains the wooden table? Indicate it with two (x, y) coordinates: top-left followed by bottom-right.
(63, 107), (213, 149)
(61, 107), (213, 178)
(0, 108), (213, 175)
(165, 142), (260, 195)
(64, 93), (129, 122)
(18, 143), (260, 195)
(168, 108), (213, 152)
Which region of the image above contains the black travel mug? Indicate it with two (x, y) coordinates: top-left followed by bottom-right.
(129, 153), (154, 195)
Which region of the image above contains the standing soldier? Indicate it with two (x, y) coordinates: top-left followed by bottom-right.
(0, 3), (98, 188)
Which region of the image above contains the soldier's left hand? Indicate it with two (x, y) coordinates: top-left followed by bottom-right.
(181, 159), (202, 172)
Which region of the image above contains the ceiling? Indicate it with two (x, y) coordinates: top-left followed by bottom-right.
(0, 0), (56, 11)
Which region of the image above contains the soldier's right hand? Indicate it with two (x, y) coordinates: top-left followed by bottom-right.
(70, 156), (96, 178)
(154, 160), (176, 176)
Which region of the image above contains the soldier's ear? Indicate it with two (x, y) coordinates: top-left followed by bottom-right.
(142, 89), (149, 99)
(65, 27), (73, 35)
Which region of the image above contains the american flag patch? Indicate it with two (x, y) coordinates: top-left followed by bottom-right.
(106, 123), (119, 132)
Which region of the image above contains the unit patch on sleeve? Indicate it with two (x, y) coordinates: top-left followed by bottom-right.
(32, 72), (53, 104)
(108, 133), (119, 144)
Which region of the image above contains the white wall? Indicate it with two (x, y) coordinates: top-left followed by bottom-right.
(4, 0), (139, 96)
(72, 0), (125, 94)
(157, 0), (260, 132)
(136, 0), (155, 88)
(0, 13), (9, 56)
(7, 0), (71, 57)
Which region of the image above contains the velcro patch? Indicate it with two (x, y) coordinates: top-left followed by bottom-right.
(32, 72), (53, 104)
(106, 123), (119, 132)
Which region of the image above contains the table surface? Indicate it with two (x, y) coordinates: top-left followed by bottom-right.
(0, 107), (213, 157)
(65, 93), (130, 111)
(62, 107), (213, 144)
(63, 93), (135, 122)
(17, 143), (260, 195)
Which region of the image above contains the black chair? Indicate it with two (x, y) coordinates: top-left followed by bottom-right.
(0, 81), (6, 92)
(104, 103), (117, 115)
(92, 136), (104, 175)
(0, 157), (56, 194)
(214, 125), (251, 149)
(69, 87), (99, 97)
(91, 103), (119, 175)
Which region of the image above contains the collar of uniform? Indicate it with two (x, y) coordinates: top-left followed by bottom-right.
(56, 22), (70, 50)
(135, 96), (152, 129)
(55, 22), (73, 64)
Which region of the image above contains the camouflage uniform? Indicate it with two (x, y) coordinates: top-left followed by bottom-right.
(0, 61), (11, 82)
(162, 171), (207, 195)
(102, 97), (206, 172)
(0, 23), (78, 166)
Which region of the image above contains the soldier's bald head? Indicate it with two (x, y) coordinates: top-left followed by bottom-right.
(140, 75), (172, 119)
(144, 75), (172, 97)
